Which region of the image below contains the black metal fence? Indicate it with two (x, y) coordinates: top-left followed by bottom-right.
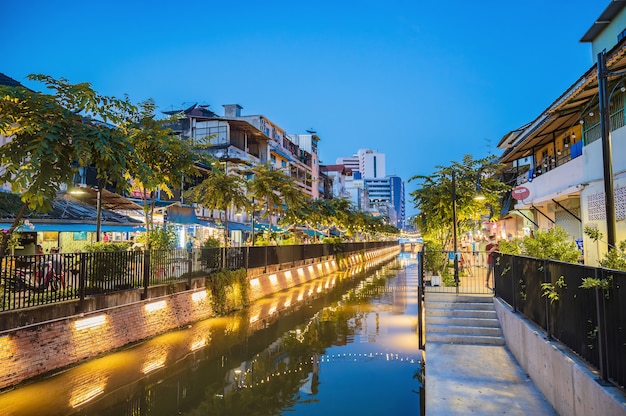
(1, 241), (396, 313)
(494, 253), (626, 390)
(422, 250), (494, 294)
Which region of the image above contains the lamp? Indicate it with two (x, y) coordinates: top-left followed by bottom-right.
(451, 170), (459, 293)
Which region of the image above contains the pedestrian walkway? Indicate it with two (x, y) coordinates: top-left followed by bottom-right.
(424, 291), (556, 415)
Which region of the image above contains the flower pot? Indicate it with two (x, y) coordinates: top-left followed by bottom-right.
(431, 275), (441, 287)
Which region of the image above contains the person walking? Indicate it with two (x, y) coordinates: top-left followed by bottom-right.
(485, 235), (499, 289)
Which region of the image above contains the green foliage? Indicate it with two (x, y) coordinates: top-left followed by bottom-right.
(122, 99), (201, 232)
(81, 242), (133, 285)
(541, 275), (566, 304)
(82, 241), (131, 252)
(498, 226), (580, 263)
(583, 226), (602, 242)
(203, 236), (222, 248)
(580, 275), (613, 291)
(583, 227), (626, 271)
(496, 239), (522, 255)
(206, 268), (250, 315)
(187, 162), (249, 246)
(409, 154), (508, 242)
(0, 75), (144, 255)
(523, 227), (579, 262)
(423, 239), (447, 276)
(143, 226), (177, 250)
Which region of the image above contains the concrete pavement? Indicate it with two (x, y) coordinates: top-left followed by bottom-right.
(424, 291), (557, 415)
(425, 342), (556, 415)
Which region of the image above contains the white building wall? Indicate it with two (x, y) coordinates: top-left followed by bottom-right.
(336, 156), (359, 173)
(357, 149), (385, 178)
(514, 157), (584, 210)
(590, 7), (626, 60)
(580, 128), (626, 265)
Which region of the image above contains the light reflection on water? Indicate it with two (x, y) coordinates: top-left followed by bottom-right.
(0, 253), (423, 416)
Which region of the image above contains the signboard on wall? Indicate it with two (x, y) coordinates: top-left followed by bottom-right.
(512, 186), (530, 200)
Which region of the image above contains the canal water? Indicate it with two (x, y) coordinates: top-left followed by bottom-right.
(0, 253), (423, 416)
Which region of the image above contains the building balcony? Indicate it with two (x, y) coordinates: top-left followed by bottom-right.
(513, 154), (584, 209)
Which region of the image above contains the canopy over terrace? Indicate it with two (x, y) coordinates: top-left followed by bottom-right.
(0, 192), (144, 231)
(498, 39), (626, 164)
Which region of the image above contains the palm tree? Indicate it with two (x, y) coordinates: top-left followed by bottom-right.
(187, 162), (249, 246)
(246, 163), (306, 244)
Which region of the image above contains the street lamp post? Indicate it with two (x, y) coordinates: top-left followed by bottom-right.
(597, 51), (618, 250)
(451, 170), (459, 293)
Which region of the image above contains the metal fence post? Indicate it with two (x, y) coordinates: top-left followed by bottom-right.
(186, 248), (193, 290)
(595, 268), (609, 382)
(77, 253), (86, 313)
(511, 255), (517, 312)
(142, 250), (150, 300)
(543, 259), (552, 339)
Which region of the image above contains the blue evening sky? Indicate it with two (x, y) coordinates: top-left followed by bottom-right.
(0, 0), (608, 217)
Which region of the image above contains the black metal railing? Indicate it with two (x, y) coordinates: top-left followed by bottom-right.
(417, 248), (425, 350)
(422, 250), (494, 294)
(1, 241), (397, 313)
(494, 253), (626, 390)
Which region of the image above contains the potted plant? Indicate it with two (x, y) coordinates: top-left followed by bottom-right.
(423, 239), (447, 286)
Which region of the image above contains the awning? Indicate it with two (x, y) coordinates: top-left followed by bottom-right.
(228, 222), (251, 232)
(166, 205), (201, 225)
(301, 229), (326, 237)
(205, 221), (251, 232)
(0, 223), (145, 232)
(254, 223), (284, 232)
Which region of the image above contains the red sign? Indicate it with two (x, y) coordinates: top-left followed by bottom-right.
(512, 186), (530, 200)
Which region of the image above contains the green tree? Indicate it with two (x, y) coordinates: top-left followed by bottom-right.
(409, 154), (507, 247)
(0, 75), (138, 256)
(122, 99), (200, 240)
(247, 163), (307, 244)
(186, 162), (249, 246)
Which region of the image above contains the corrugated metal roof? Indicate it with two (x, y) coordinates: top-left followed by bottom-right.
(500, 40), (626, 163)
(0, 73), (23, 87)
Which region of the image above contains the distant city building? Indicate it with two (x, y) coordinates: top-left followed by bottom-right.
(331, 149), (405, 229)
(357, 148), (385, 178)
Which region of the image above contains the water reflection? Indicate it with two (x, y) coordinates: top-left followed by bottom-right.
(0, 253), (422, 416)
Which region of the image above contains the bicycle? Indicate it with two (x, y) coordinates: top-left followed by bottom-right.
(12, 263), (64, 292)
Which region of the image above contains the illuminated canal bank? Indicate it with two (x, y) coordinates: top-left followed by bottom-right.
(0, 253), (423, 415)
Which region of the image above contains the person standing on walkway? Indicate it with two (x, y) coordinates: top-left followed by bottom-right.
(485, 235), (499, 289)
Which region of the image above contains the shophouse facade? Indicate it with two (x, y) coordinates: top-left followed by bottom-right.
(497, 1), (626, 265)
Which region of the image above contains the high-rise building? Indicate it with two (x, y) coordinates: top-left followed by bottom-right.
(357, 149), (385, 178)
(333, 149), (404, 229)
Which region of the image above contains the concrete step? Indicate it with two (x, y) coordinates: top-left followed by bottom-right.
(426, 323), (503, 337)
(426, 332), (505, 345)
(424, 301), (495, 310)
(425, 316), (501, 327)
(425, 309), (497, 319)
(424, 293), (494, 303)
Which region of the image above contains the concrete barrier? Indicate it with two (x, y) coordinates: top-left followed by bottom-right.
(494, 298), (626, 416)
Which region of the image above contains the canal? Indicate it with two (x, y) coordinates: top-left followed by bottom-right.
(0, 253), (423, 416)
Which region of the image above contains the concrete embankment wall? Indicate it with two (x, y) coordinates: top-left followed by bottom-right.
(494, 298), (626, 416)
(0, 246), (399, 391)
